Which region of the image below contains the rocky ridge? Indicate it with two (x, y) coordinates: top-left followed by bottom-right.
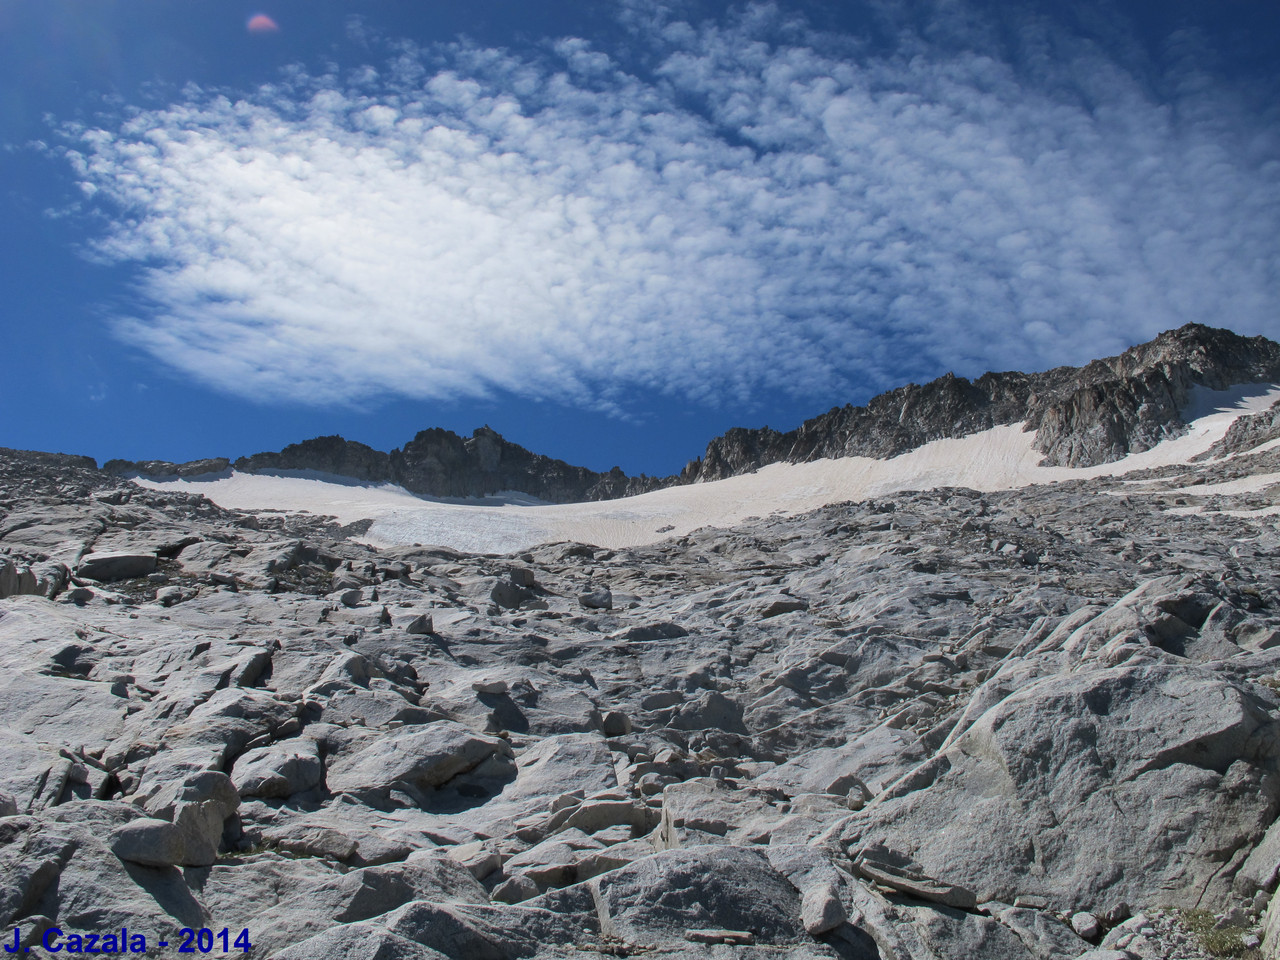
(5, 383), (1280, 958)
(107, 428), (661, 504)
(105, 325), (1280, 505)
(681, 323), (1280, 481)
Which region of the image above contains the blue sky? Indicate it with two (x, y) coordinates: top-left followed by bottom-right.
(3, 1), (1279, 477)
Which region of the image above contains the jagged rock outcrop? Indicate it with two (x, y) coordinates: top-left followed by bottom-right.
(226, 428), (661, 504)
(103, 457), (231, 479)
(1197, 398), (1280, 460)
(680, 324), (1280, 481)
(234, 436), (392, 483)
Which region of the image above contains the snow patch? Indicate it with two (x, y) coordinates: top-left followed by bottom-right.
(134, 382), (1280, 553)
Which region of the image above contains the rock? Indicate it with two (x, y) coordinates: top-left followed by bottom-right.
(490, 580), (527, 609)
(406, 614), (434, 635)
(601, 710), (631, 737)
(332, 571), (367, 591)
(760, 596), (809, 618)
(102, 457), (231, 479)
(612, 621), (688, 642)
(579, 587), (612, 610)
(472, 679), (509, 696)
(685, 929), (755, 944)
(0, 816), (79, 927)
(382, 899), (581, 958)
(801, 881), (847, 935)
(841, 662), (1280, 912)
(108, 818), (186, 867)
(75, 551), (157, 581)
(443, 842), (502, 881)
(143, 770), (240, 867)
(0, 560), (62, 599)
(324, 723), (515, 803)
(232, 741), (324, 799)
(0, 731), (76, 814)
(261, 824), (358, 861)
(492, 874), (541, 904)
(853, 855), (978, 911)
(271, 923), (450, 960)
(592, 846), (807, 946)
(509, 567), (537, 588)
(247, 859), (488, 956)
(499, 734), (620, 811)
(1072, 911), (1102, 940)
(548, 799), (655, 837)
(155, 584), (185, 606)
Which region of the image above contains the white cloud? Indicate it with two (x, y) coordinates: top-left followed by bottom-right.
(60, 3), (1280, 412)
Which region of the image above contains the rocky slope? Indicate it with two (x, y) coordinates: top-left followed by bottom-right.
(105, 325), (1280, 505)
(5, 392), (1280, 958)
(681, 323), (1280, 481)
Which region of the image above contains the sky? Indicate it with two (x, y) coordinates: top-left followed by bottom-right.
(2, 0), (1279, 478)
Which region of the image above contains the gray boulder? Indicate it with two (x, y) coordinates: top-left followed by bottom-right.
(232, 741), (324, 799)
(109, 817), (187, 867)
(143, 770), (240, 867)
(592, 845), (806, 947)
(76, 551), (157, 581)
(842, 661), (1280, 912)
(247, 859), (487, 955)
(325, 723), (516, 803)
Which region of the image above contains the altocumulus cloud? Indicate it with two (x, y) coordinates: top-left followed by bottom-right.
(59, 3), (1280, 411)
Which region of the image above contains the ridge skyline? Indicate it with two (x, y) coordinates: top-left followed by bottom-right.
(94, 323), (1280, 505)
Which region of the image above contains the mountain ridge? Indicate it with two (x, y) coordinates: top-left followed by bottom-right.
(100, 323), (1280, 502)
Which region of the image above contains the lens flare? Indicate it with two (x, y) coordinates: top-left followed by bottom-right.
(246, 14), (279, 34)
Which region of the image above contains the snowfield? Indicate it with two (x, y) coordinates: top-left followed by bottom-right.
(136, 383), (1280, 553)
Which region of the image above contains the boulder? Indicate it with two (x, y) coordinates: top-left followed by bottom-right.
(579, 588), (612, 610)
(842, 662), (1280, 912)
(108, 818), (187, 868)
(232, 741), (324, 799)
(592, 846), (807, 947)
(406, 614), (434, 635)
(244, 859), (488, 956)
(383, 901), (585, 959)
(76, 551), (157, 582)
(261, 823), (359, 861)
(325, 723), (515, 803)
(143, 770), (240, 867)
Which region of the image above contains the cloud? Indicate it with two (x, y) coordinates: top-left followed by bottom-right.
(58, 2), (1280, 412)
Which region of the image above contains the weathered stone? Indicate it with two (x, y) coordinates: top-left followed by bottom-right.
(801, 880), (847, 935)
(579, 588), (612, 610)
(601, 710), (631, 737)
(1072, 912), (1102, 940)
(232, 741), (324, 799)
(325, 723), (515, 802)
(108, 817), (187, 867)
(272, 923), (450, 960)
(261, 823), (359, 861)
(406, 614), (434, 635)
(143, 770), (240, 867)
(592, 846), (806, 946)
(76, 551), (157, 581)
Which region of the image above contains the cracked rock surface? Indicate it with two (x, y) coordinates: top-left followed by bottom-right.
(3, 434), (1280, 959)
